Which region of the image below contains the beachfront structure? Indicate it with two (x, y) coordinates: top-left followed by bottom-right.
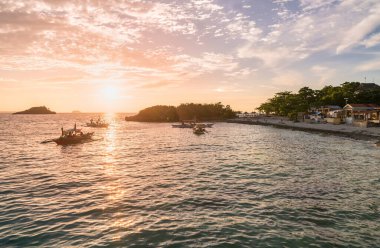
(316, 105), (343, 124)
(343, 104), (380, 127)
(303, 111), (324, 123)
(237, 112), (257, 118)
(325, 110), (344, 124)
(318, 105), (342, 117)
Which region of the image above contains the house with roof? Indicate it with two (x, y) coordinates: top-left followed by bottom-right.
(343, 104), (380, 127)
(317, 105), (343, 124)
(318, 105), (342, 117)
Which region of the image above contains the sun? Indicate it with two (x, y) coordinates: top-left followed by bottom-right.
(103, 86), (119, 101)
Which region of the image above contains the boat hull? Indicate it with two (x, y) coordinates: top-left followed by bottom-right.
(172, 124), (193, 128)
(53, 133), (94, 145)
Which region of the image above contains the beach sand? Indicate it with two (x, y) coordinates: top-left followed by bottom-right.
(228, 117), (380, 141)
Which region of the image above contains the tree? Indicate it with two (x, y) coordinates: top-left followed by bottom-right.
(256, 82), (380, 118)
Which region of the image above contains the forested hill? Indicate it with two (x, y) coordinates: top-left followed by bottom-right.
(125, 103), (236, 122)
(257, 82), (380, 118)
(13, 106), (56, 114)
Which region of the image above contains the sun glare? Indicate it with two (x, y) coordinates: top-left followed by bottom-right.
(103, 86), (119, 101)
(98, 86), (123, 113)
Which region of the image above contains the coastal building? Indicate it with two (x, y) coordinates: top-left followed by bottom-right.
(318, 105), (342, 117)
(237, 112), (257, 118)
(343, 104), (380, 127)
(325, 109), (344, 124)
(314, 105), (343, 124)
(303, 111), (323, 123)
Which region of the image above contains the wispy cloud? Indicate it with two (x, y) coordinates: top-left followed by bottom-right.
(0, 0), (379, 112)
(356, 59), (380, 72)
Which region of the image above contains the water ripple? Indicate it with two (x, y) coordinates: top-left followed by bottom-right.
(0, 113), (379, 247)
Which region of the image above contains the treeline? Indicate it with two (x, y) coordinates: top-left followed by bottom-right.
(257, 82), (380, 118)
(125, 102), (236, 122)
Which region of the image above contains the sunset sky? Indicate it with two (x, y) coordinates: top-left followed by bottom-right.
(1, 0), (380, 112)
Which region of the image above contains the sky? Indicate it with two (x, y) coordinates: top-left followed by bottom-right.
(1, 0), (380, 113)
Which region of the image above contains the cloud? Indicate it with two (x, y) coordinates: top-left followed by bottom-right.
(0, 0), (380, 112)
(311, 65), (336, 84)
(361, 33), (380, 48)
(336, 5), (380, 53)
(140, 80), (180, 89)
(356, 59), (380, 71)
(299, 0), (338, 11)
(271, 71), (305, 87)
(171, 52), (239, 75)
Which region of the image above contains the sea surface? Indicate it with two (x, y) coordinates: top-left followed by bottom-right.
(0, 113), (379, 247)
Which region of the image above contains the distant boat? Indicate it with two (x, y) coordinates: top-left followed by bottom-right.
(193, 124), (206, 135)
(172, 122), (214, 128)
(86, 118), (109, 128)
(172, 123), (193, 128)
(196, 123), (214, 128)
(53, 125), (94, 145)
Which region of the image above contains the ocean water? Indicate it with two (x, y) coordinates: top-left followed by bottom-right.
(0, 113), (379, 247)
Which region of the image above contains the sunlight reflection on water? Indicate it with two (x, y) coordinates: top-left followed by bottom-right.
(0, 113), (379, 247)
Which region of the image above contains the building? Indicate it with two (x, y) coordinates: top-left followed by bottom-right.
(343, 104), (380, 127)
(318, 105), (342, 117)
(237, 112), (257, 118)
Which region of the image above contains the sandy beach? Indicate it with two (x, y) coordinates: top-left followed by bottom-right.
(227, 116), (380, 141)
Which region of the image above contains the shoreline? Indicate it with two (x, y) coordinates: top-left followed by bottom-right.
(227, 117), (380, 142)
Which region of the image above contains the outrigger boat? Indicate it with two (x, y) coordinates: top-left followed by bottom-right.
(172, 122), (194, 128)
(53, 124), (94, 145)
(86, 118), (109, 128)
(195, 123), (214, 128)
(172, 121), (214, 128)
(193, 124), (207, 135)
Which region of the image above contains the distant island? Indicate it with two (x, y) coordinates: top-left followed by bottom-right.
(13, 106), (56, 115)
(125, 102), (236, 122)
(72, 110), (81, 113)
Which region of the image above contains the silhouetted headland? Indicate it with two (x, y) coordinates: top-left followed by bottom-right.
(13, 106), (56, 115)
(125, 102), (236, 122)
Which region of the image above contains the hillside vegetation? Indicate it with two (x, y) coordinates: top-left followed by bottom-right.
(125, 102), (236, 122)
(257, 82), (380, 119)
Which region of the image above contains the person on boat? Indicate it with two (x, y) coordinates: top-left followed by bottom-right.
(90, 119), (93, 124)
(61, 127), (64, 136)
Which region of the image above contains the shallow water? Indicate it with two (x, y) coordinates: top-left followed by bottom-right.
(0, 113), (379, 247)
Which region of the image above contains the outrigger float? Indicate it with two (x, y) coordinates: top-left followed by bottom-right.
(53, 124), (94, 145)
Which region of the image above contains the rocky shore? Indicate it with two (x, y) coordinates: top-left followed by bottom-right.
(227, 116), (380, 142)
